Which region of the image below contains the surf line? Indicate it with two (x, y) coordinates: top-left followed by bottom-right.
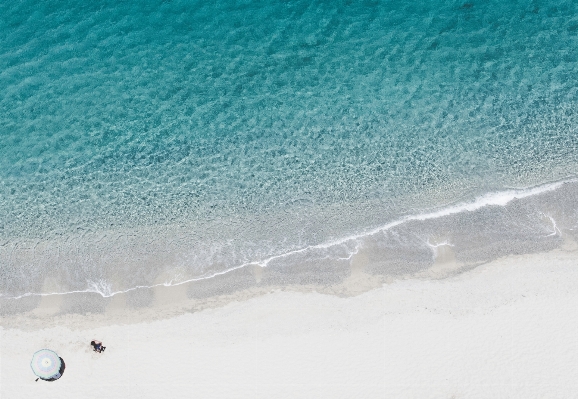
(3, 178), (575, 300)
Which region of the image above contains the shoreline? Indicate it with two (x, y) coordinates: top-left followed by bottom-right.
(2, 244), (578, 398)
(2, 234), (576, 330)
(2, 178), (577, 304)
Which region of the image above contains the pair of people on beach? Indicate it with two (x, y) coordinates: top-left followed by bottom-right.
(90, 340), (106, 353)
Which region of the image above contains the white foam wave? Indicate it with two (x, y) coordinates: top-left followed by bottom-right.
(2, 178), (574, 300)
(250, 178), (573, 267)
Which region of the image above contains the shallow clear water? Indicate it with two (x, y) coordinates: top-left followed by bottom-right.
(1, 0), (578, 297)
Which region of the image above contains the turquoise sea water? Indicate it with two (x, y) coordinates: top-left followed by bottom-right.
(1, 0), (578, 297)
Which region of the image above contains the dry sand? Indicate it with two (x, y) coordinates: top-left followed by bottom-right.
(1, 246), (578, 399)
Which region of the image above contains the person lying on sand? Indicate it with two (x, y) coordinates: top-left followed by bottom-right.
(90, 340), (106, 353)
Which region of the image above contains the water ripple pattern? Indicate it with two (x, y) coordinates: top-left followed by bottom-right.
(1, 0), (578, 296)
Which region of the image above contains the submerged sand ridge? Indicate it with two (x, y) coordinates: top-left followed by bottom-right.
(1, 247), (578, 398)
(0, 228), (574, 330)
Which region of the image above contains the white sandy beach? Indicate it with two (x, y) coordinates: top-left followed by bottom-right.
(2, 245), (578, 399)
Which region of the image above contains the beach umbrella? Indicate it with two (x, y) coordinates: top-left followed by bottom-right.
(30, 349), (62, 381)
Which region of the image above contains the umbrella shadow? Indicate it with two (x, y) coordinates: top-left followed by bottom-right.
(44, 357), (66, 382)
